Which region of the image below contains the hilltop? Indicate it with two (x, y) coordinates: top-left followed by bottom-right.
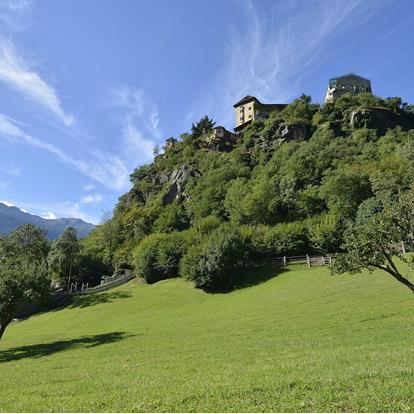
(2, 265), (414, 411)
(0, 203), (95, 240)
(78, 90), (414, 290)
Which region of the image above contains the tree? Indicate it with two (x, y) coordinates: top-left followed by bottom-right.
(153, 145), (161, 157)
(48, 226), (79, 289)
(331, 190), (414, 294)
(0, 225), (50, 340)
(191, 115), (215, 137)
(98, 210), (120, 271)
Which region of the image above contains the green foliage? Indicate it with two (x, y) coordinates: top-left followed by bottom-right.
(0, 224), (50, 340)
(180, 224), (250, 291)
(47, 227), (79, 288)
(331, 188), (414, 293)
(280, 94), (318, 125)
(153, 201), (189, 233)
(191, 115), (215, 138)
(132, 232), (186, 283)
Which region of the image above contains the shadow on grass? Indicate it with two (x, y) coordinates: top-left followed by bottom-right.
(0, 331), (131, 363)
(69, 290), (132, 309)
(232, 264), (290, 290)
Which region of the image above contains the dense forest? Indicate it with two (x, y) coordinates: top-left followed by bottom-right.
(63, 92), (412, 291)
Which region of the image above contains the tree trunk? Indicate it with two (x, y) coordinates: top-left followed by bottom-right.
(391, 271), (414, 294)
(0, 317), (11, 341)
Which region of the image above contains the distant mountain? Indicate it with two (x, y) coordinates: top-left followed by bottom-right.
(0, 203), (96, 240)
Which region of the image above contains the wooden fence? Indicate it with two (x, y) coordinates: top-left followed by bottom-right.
(71, 272), (135, 295)
(259, 254), (332, 268)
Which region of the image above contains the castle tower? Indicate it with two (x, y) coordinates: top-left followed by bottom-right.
(325, 74), (372, 104)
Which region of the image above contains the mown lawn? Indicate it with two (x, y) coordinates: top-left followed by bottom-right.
(1, 265), (414, 412)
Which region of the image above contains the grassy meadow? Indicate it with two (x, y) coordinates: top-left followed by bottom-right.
(1, 265), (414, 412)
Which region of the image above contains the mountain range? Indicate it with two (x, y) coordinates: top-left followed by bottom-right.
(0, 203), (96, 240)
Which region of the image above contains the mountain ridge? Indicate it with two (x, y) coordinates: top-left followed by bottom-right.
(0, 202), (95, 240)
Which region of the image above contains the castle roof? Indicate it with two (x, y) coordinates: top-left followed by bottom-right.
(332, 73), (370, 82)
(233, 95), (261, 108)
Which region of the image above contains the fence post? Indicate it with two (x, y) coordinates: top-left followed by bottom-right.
(402, 241), (406, 254)
(306, 254), (311, 268)
(283, 256), (287, 266)
(329, 256), (332, 264)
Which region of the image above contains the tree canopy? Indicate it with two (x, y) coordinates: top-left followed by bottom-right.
(0, 225), (50, 340)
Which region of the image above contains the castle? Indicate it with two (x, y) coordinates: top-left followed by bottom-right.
(324, 73), (371, 104)
(164, 73), (372, 150)
(233, 95), (287, 133)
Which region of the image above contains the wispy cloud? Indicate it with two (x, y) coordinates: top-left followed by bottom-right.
(0, 37), (74, 126)
(0, 114), (130, 190)
(80, 193), (103, 204)
(83, 183), (96, 191)
(106, 85), (163, 164)
(0, 0), (32, 33)
(189, 0), (384, 127)
(0, 165), (22, 176)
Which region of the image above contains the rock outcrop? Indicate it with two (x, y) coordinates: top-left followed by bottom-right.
(163, 165), (200, 204)
(349, 107), (414, 135)
(277, 123), (310, 141)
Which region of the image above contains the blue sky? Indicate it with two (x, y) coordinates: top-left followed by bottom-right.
(0, 0), (413, 224)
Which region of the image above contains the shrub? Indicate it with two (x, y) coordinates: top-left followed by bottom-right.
(250, 221), (309, 258)
(180, 224), (250, 291)
(132, 232), (186, 283)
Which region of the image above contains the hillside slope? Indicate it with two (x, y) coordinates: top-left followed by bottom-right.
(82, 92), (414, 286)
(1, 266), (414, 412)
(0, 203), (95, 239)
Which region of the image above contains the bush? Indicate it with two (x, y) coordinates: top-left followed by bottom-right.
(180, 224), (250, 291)
(132, 232), (186, 283)
(250, 222), (308, 257)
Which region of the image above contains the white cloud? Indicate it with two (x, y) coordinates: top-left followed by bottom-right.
(0, 114), (130, 190)
(80, 193), (103, 204)
(83, 183), (96, 191)
(0, 38), (74, 126)
(106, 85), (163, 164)
(41, 211), (56, 220)
(189, 0), (384, 127)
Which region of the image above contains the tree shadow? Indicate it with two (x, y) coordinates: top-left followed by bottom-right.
(69, 290), (132, 309)
(0, 331), (132, 363)
(232, 264), (290, 290)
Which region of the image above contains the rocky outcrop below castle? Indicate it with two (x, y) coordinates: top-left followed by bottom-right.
(350, 106), (414, 134)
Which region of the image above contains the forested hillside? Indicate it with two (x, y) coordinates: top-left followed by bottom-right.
(81, 92), (414, 290)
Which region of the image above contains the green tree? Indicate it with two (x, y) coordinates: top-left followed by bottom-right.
(48, 226), (79, 289)
(331, 190), (414, 294)
(0, 225), (50, 340)
(191, 115), (215, 137)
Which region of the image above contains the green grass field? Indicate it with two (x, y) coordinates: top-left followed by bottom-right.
(2, 265), (414, 412)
